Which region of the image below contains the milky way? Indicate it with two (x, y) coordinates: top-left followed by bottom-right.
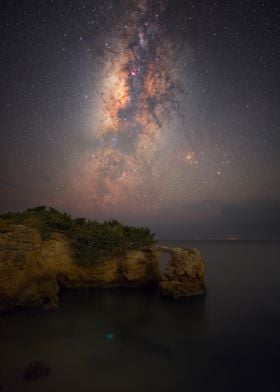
(76, 0), (195, 212)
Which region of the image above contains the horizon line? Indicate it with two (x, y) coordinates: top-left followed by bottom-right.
(156, 238), (280, 241)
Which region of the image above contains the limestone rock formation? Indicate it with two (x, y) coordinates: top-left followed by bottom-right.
(158, 246), (206, 298)
(0, 224), (160, 313)
(0, 224), (206, 313)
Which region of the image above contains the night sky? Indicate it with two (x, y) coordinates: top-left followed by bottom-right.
(1, 0), (280, 239)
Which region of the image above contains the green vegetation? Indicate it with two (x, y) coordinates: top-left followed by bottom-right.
(0, 206), (156, 263)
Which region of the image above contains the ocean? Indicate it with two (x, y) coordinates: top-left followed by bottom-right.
(0, 240), (280, 392)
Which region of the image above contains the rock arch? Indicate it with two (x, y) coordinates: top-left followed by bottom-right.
(155, 246), (206, 298)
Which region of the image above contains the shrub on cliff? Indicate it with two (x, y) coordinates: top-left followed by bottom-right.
(0, 207), (156, 263)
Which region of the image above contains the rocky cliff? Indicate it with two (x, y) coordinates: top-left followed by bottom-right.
(0, 225), (205, 313)
(0, 224), (160, 313)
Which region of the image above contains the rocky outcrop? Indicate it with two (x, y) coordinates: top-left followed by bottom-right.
(0, 224), (160, 313)
(0, 225), (206, 313)
(157, 246), (206, 299)
(24, 361), (50, 379)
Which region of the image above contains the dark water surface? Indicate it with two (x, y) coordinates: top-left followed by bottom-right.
(1, 241), (280, 392)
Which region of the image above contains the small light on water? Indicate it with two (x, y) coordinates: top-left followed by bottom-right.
(106, 332), (114, 341)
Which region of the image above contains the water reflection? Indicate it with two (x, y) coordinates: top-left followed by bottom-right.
(0, 241), (279, 392)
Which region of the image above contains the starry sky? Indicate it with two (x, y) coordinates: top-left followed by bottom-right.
(1, 0), (280, 239)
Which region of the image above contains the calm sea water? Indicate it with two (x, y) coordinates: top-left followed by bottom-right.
(0, 241), (280, 392)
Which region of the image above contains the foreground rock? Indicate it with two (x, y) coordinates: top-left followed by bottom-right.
(0, 224), (160, 313)
(24, 361), (50, 379)
(158, 246), (206, 299)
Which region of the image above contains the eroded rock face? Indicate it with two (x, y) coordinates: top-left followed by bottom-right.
(0, 224), (160, 313)
(0, 225), (60, 313)
(157, 246), (206, 299)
